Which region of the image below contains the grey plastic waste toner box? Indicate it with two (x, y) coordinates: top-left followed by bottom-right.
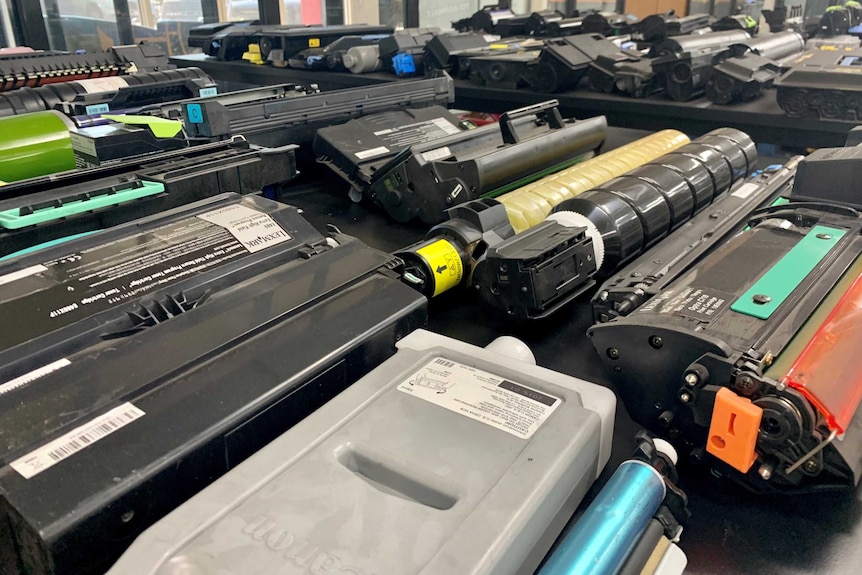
(109, 329), (616, 575)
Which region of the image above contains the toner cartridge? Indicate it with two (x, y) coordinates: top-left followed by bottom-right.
(108, 329), (615, 575)
(775, 47), (862, 120)
(0, 193), (427, 574)
(588, 148), (862, 492)
(588, 48), (658, 97)
(532, 34), (620, 93)
(592, 158), (800, 323)
(0, 44), (170, 91)
(707, 30), (805, 104)
(648, 30), (753, 101)
(286, 34), (388, 70)
(396, 129), (754, 319)
(0, 67), (216, 118)
(314, 100), (607, 223)
(378, 28), (440, 76)
(423, 33), (542, 78)
(468, 50), (541, 88)
(180, 74), (453, 150)
(193, 23), (393, 62)
(0, 136), (297, 258)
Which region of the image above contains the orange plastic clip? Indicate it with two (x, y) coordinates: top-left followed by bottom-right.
(706, 387), (763, 473)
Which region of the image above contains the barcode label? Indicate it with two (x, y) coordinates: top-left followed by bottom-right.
(10, 402), (145, 479)
(434, 358), (455, 368)
(355, 146), (390, 160)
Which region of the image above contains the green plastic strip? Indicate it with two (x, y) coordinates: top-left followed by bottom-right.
(0, 181), (165, 230)
(731, 225), (845, 320)
(0, 231), (97, 262)
(102, 114), (184, 138)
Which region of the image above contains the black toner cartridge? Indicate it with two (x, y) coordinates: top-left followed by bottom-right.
(0, 67), (216, 118)
(315, 100), (606, 224)
(194, 23), (393, 62)
(0, 136), (297, 258)
(0, 44), (170, 91)
(589, 148), (862, 492)
(706, 30), (805, 104)
(180, 73), (454, 150)
(0, 193), (427, 574)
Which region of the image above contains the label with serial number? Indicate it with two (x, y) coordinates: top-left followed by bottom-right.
(397, 357), (560, 439)
(10, 402), (145, 479)
(0, 204), (290, 353)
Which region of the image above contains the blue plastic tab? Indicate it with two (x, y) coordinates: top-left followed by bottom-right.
(85, 103), (111, 115)
(185, 103), (204, 124)
(392, 53), (416, 76)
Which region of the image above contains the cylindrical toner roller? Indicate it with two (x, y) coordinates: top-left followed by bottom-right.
(538, 438), (682, 575)
(499, 129), (690, 233)
(554, 128), (756, 270)
(0, 111), (76, 182)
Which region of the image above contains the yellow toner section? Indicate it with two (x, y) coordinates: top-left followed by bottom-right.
(499, 130), (690, 232)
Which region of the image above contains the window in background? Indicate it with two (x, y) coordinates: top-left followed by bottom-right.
(338, 0), (402, 25)
(418, 0), (480, 29)
(0, 0), (11, 48)
(579, 1), (619, 14)
(284, 0), (313, 24)
(40, 0), (120, 51)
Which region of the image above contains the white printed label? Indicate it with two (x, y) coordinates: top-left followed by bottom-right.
(0, 359), (71, 397)
(431, 117), (461, 135)
(397, 358), (560, 439)
(11, 402), (145, 479)
(731, 182), (760, 199)
(355, 146), (390, 160)
(69, 131), (98, 158)
(197, 204), (291, 253)
(76, 76), (129, 94)
(421, 146), (452, 162)
(0, 264), (47, 286)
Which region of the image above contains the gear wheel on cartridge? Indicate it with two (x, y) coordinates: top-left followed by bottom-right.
(546, 211), (606, 270)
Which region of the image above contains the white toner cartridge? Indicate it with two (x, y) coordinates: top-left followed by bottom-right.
(109, 329), (616, 575)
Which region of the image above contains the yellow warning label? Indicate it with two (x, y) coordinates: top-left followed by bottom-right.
(308, 38), (321, 48)
(416, 239), (463, 297)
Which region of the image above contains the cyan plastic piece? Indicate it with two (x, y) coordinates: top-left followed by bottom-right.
(393, 53), (416, 76)
(0, 180), (166, 230)
(85, 103), (111, 115)
(185, 103), (204, 124)
(0, 231), (97, 261)
(539, 460), (665, 575)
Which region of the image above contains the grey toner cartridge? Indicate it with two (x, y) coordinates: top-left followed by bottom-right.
(108, 329), (615, 575)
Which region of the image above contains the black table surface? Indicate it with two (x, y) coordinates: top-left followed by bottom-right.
(170, 53), (858, 149)
(275, 127), (862, 575)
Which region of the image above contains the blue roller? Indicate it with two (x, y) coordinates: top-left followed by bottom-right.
(539, 459), (666, 575)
